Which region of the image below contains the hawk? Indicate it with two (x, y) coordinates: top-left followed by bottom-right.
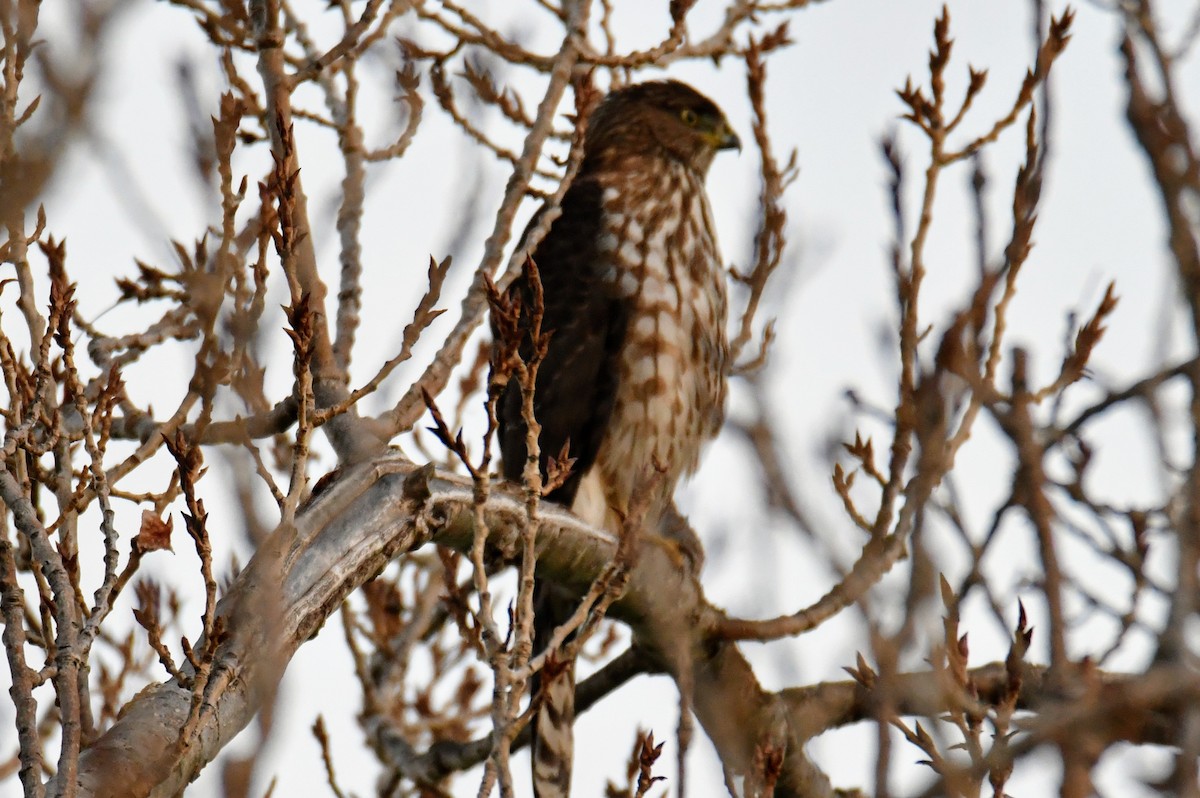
(496, 80), (739, 797)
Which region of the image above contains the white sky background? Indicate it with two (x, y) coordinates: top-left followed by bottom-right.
(7, 0), (1200, 796)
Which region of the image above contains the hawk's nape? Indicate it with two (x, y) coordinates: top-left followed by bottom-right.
(495, 79), (739, 797)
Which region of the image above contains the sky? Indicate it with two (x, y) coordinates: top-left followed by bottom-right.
(7, 0), (1200, 796)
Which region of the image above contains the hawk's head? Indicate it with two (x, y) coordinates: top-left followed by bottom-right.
(584, 80), (740, 175)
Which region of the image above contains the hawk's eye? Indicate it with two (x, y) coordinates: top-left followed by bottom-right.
(680, 108), (699, 127)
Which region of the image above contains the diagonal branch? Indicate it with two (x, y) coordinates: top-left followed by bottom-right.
(56, 453), (831, 797)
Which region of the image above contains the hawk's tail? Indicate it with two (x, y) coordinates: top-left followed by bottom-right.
(531, 581), (575, 798)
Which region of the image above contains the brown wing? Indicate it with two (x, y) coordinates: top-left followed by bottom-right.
(497, 175), (629, 507)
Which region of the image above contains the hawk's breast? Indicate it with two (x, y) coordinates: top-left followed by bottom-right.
(580, 160), (728, 523)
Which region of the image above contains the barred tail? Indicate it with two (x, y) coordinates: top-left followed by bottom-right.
(532, 655), (575, 797)
(532, 582), (575, 797)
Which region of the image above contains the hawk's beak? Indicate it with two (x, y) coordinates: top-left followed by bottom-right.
(707, 121), (741, 152)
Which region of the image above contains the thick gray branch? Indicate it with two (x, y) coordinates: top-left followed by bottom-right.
(52, 452), (838, 797)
